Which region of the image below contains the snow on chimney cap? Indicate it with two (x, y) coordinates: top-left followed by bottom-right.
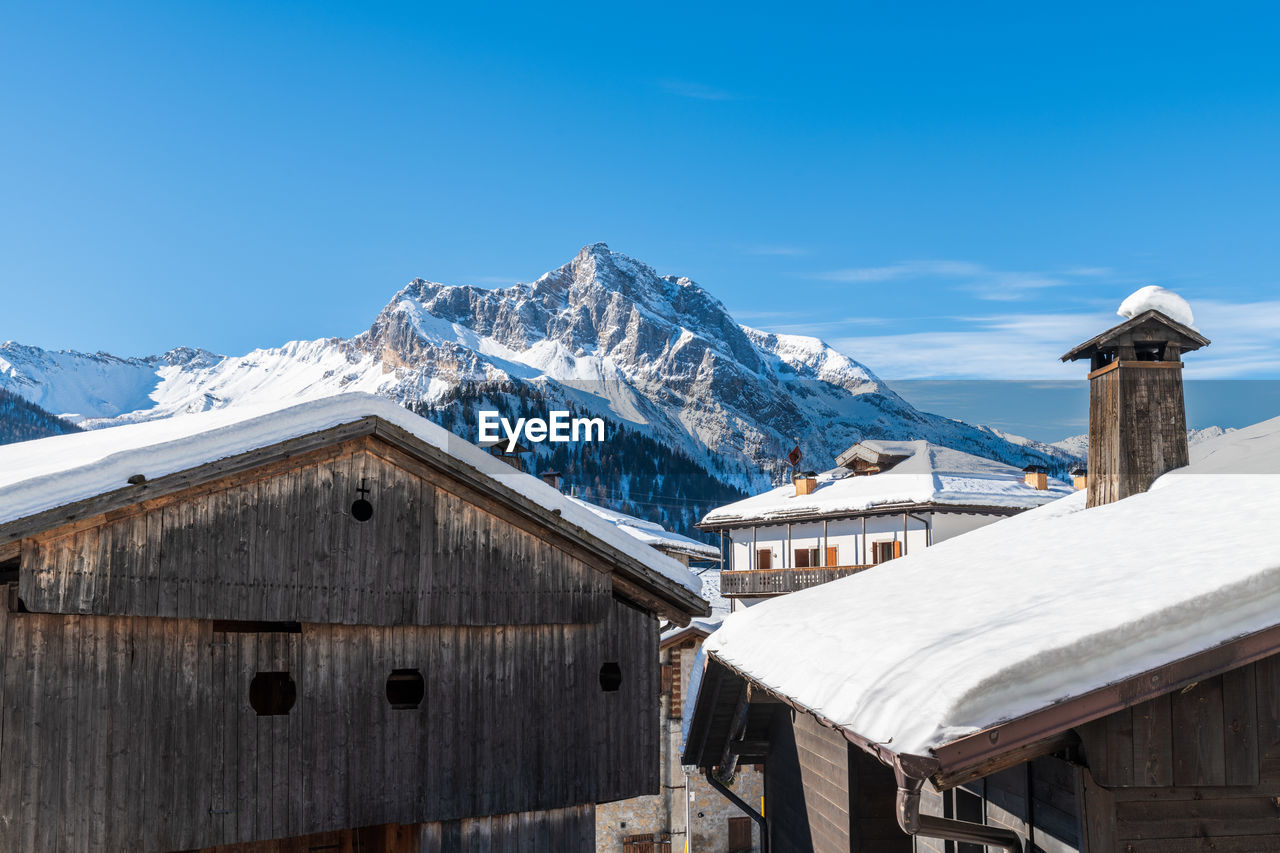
(1118, 286), (1195, 328)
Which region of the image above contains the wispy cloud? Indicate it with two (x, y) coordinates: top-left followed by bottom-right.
(814, 259), (1078, 301)
(660, 80), (739, 101)
(830, 300), (1280, 380)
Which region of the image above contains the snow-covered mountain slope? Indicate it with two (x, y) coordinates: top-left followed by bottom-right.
(1053, 426), (1236, 460)
(1, 244), (1078, 498)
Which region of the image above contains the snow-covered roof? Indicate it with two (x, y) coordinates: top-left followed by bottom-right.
(699, 439), (1072, 526)
(565, 496), (722, 561)
(661, 614), (725, 646)
(0, 393), (702, 598)
(698, 416), (1280, 757)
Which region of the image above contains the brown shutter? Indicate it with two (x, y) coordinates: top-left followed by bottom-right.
(660, 663), (673, 696)
(893, 540), (902, 559)
(727, 816), (752, 852)
(757, 548), (772, 570)
(826, 545), (838, 567)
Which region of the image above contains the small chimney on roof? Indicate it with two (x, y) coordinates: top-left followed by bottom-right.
(793, 470), (818, 497)
(1022, 464), (1048, 491)
(1062, 287), (1209, 507)
(539, 470), (563, 492)
(1070, 466), (1088, 492)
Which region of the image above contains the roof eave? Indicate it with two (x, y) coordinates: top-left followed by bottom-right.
(1060, 308), (1211, 362)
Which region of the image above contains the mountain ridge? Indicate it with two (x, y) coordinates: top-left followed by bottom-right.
(1, 244), (1080, 534)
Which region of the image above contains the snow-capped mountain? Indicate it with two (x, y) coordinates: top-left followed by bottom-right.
(2, 244), (1078, 531)
(1053, 425), (1235, 460)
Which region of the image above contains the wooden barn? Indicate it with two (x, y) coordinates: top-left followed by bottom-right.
(683, 298), (1280, 851)
(0, 393), (708, 852)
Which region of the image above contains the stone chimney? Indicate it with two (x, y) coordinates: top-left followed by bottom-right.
(1022, 464), (1048, 491)
(539, 470), (563, 492)
(1061, 287), (1209, 507)
(793, 470), (818, 496)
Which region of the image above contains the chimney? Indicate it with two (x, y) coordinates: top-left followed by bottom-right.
(793, 470), (818, 496)
(1022, 464), (1048, 491)
(1061, 287), (1209, 507)
(539, 470), (563, 492)
(1070, 466), (1088, 492)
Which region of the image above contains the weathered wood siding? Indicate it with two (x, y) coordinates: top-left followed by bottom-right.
(0, 597), (654, 852)
(1087, 362), (1189, 507)
(1074, 653), (1280, 851)
(928, 758), (1082, 853)
(764, 709), (907, 853)
(19, 439), (609, 625)
(189, 805), (596, 852)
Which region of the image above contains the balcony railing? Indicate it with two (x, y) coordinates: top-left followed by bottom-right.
(719, 564), (875, 597)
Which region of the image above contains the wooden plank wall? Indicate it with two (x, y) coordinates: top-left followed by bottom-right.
(764, 708), (909, 853)
(960, 757), (1082, 853)
(0, 598), (654, 852)
(20, 442), (609, 626)
(187, 805), (595, 853)
(1086, 368), (1120, 508)
(1089, 363), (1189, 508)
(1118, 364), (1189, 498)
(1075, 654), (1280, 851)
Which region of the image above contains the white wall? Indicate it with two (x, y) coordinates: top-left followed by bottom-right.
(727, 514), (934, 571)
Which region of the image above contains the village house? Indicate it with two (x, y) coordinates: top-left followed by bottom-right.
(0, 393), (708, 853)
(682, 292), (1280, 852)
(699, 441), (1072, 606)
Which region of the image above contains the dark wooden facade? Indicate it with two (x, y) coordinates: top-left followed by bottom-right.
(0, 419), (704, 852)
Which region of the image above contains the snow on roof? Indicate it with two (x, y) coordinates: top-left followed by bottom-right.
(700, 440), (1072, 526)
(564, 496), (722, 561)
(699, 415), (1280, 756)
(1118, 285), (1195, 328)
(661, 614), (725, 646)
(0, 393), (702, 597)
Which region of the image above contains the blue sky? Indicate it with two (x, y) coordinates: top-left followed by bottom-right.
(3, 1), (1280, 392)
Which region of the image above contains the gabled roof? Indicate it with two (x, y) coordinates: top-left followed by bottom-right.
(1061, 308), (1210, 362)
(699, 440), (1071, 528)
(0, 393), (708, 621)
(565, 496), (722, 562)
(686, 416), (1280, 782)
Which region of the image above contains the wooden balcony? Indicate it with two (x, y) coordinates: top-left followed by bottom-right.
(719, 564), (874, 597)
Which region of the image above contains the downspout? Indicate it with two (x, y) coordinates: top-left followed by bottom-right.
(704, 770), (768, 853)
(906, 512), (932, 550)
(684, 767), (692, 853)
(893, 757), (1023, 853)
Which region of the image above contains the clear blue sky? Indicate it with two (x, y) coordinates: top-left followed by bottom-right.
(4, 1), (1280, 386)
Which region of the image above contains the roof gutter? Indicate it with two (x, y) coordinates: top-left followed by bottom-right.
(893, 755), (1023, 853)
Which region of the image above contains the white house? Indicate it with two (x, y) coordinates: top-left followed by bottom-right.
(698, 439), (1072, 603)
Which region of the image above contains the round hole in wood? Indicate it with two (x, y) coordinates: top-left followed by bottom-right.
(599, 661), (622, 692)
(249, 671), (296, 716)
(351, 498), (374, 522)
(386, 668), (425, 710)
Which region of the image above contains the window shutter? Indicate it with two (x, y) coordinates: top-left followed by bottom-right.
(757, 549), (772, 570)
(826, 545), (838, 567)
(893, 540), (902, 559)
